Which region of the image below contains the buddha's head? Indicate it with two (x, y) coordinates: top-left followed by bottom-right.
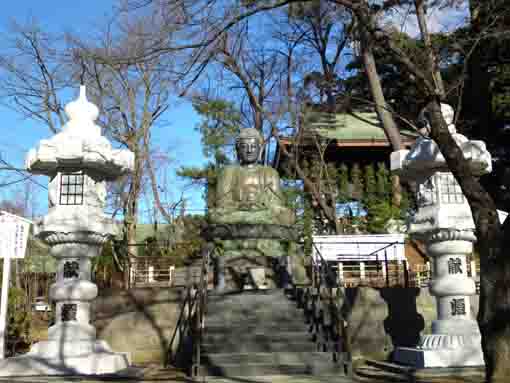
(236, 128), (263, 166)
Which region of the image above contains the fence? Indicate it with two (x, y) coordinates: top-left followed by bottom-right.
(129, 257), (176, 287)
(127, 255), (482, 291)
(332, 259), (480, 291)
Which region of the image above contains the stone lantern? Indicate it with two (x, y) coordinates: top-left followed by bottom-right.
(0, 86), (134, 375)
(390, 104), (491, 368)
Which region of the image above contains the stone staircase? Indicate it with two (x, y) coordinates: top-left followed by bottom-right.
(197, 289), (345, 378)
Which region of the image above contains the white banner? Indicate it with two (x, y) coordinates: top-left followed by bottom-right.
(0, 214), (30, 259)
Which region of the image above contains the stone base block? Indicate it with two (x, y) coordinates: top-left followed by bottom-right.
(48, 321), (96, 341)
(0, 340), (130, 376)
(394, 345), (484, 368)
(28, 339), (119, 358)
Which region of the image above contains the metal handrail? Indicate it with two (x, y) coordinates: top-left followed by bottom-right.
(191, 243), (212, 380)
(311, 242), (338, 288)
(166, 244), (212, 374)
(166, 284), (198, 367)
(308, 242), (352, 375)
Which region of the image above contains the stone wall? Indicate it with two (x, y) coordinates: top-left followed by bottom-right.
(91, 286), (480, 365)
(92, 287), (184, 365)
(340, 286), (479, 361)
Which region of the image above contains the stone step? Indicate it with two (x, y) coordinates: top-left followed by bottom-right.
(198, 352), (343, 377)
(201, 340), (319, 353)
(207, 290), (289, 301)
(203, 331), (313, 344)
(206, 311), (304, 320)
(205, 312), (306, 322)
(205, 322), (309, 333)
(207, 299), (301, 308)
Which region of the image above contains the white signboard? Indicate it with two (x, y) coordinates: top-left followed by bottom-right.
(0, 213), (30, 259)
(312, 234), (406, 262)
(0, 212), (31, 359)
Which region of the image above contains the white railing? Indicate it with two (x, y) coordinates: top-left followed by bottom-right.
(129, 257), (175, 287)
(332, 259), (480, 290)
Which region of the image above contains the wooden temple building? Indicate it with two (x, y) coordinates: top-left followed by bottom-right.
(273, 108), (434, 277)
(273, 108), (416, 172)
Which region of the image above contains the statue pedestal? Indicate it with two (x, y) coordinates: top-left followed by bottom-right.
(245, 267), (268, 290)
(205, 223), (306, 291)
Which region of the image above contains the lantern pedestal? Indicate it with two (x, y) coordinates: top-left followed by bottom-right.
(393, 230), (483, 368)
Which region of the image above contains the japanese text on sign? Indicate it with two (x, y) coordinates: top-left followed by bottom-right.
(0, 215), (30, 259)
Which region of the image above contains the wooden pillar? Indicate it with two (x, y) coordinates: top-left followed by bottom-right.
(338, 262), (344, 286)
(169, 265), (175, 286)
(148, 265), (154, 283)
(360, 262), (366, 281)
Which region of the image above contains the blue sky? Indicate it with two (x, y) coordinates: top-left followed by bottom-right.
(0, 1), (207, 219)
(0, 1), (470, 220)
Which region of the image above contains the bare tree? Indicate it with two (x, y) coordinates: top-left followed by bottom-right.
(68, 13), (180, 285)
(0, 12), (181, 287)
(0, 20), (69, 133)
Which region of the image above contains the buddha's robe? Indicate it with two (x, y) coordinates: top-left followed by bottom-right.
(210, 165), (294, 226)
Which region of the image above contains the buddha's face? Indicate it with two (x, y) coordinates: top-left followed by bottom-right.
(237, 138), (260, 165)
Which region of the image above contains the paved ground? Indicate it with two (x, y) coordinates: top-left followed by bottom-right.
(0, 376), (357, 383)
(0, 364), (486, 383)
(0, 364), (359, 383)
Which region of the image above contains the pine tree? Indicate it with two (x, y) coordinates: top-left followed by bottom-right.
(376, 162), (390, 200)
(337, 163), (349, 203)
(351, 163), (363, 200)
(364, 164), (376, 201)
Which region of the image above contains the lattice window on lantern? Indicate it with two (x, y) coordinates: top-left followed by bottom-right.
(59, 172), (84, 205)
(438, 173), (464, 204)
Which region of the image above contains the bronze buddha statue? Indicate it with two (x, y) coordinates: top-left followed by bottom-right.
(209, 128), (294, 226)
(206, 128), (306, 291)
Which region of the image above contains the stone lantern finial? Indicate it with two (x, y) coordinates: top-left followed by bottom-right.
(63, 85), (100, 135)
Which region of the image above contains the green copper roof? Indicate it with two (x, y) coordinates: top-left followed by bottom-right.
(303, 111), (416, 141)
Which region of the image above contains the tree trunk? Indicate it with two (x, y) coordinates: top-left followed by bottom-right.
(123, 145), (142, 289)
(358, 16), (403, 207)
(359, 30), (402, 150)
(414, 0), (445, 98)
(391, 175), (402, 207)
(478, 233), (510, 381)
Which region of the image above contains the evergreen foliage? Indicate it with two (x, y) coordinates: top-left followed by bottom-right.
(351, 163), (363, 201)
(6, 287), (32, 356)
(192, 98), (241, 160)
(179, 98), (240, 212)
(337, 163), (350, 203)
